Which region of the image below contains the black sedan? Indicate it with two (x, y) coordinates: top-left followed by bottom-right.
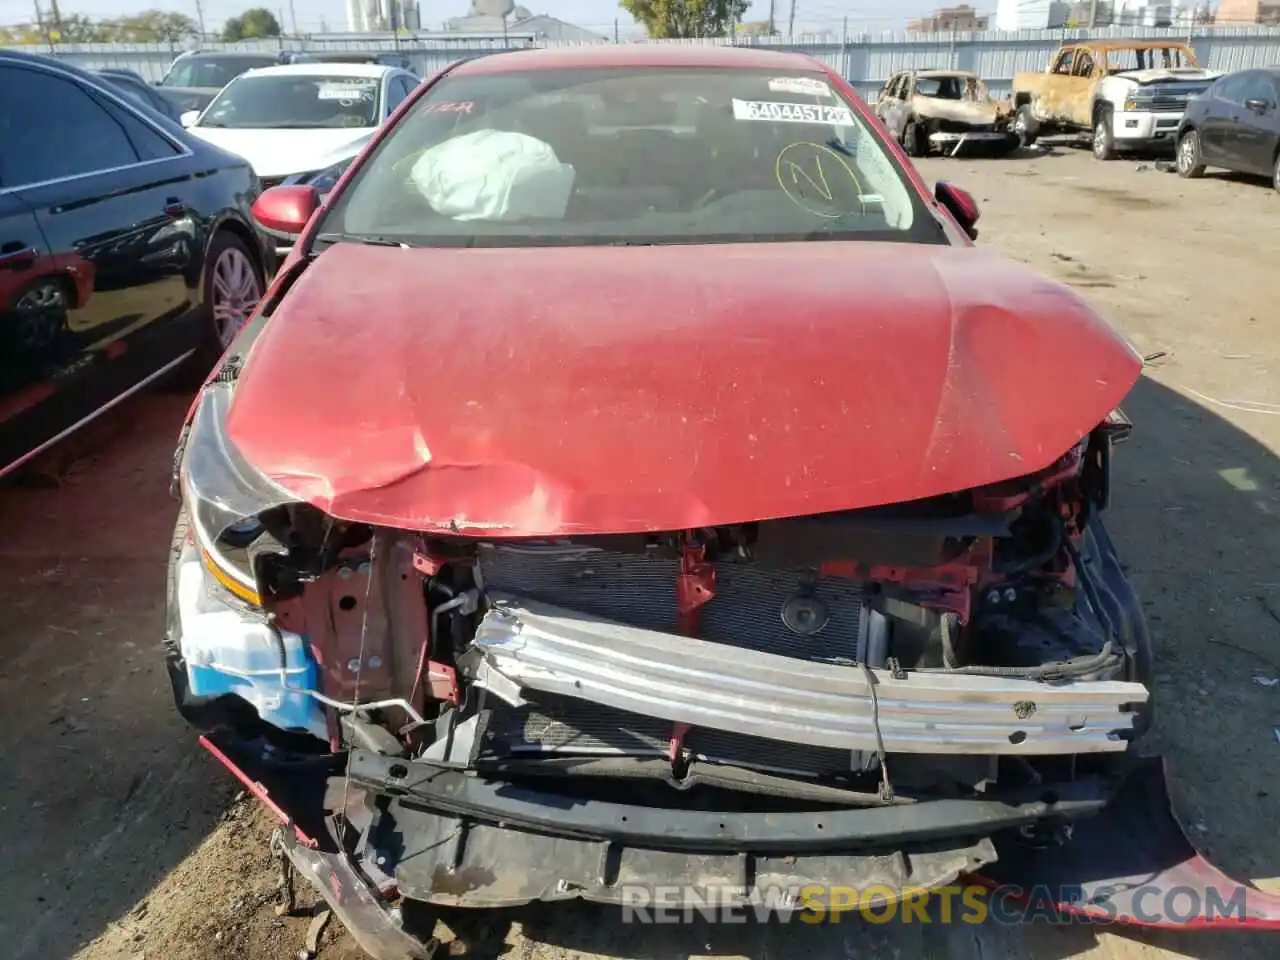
(1175, 67), (1280, 190)
(0, 50), (273, 480)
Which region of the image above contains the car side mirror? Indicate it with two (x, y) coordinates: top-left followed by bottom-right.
(1244, 97), (1273, 114)
(251, 185), (321, 238)
(180, 110), (200, 127)
(935, 181), (980, 240)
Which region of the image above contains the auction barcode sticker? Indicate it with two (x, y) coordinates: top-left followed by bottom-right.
(731, 99), (854, 125)
(317, 83), (374, 101)
(768, 77), (833, 97)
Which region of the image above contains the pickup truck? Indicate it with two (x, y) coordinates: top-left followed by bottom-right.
(1011, 40), (1220, 160)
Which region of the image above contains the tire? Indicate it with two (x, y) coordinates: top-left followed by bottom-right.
(1273, 151), (1280, 193)
(1176, 129), (1206, 179)
(1013, 104), (1039, 148)
(1092, 107), (1116, 161)
(169, 230), (266, 390)
(902, 119), (928, 158)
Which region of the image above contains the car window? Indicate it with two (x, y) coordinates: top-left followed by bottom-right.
(160, 56), (276, 88)
(0, 65), (145, 187)
(320, 66), (938, 250)
(100, 75), (153, 111)
(1053, 50), (1075, 75)
(1103, 45), (1193, 73)
(915, 77), (964, 99)
(98, 98), (182, 161)
(200, 74), (381, 129)
(1072, 51), (1095, 78)
(100, 74), (174, 119)
(1241, 72), (1277, 104)
(1214, 73), (1250, 104)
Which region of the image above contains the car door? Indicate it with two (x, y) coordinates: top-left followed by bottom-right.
(1196, 75), (1230, 164)
(1042, 48), (1083, 126)
(880, 75), (913, 139)
(0, 61), (200, 474)
(1234, 72), (1280, 176)
(1070, 48), (1100, 128)
(874, 74), (900, 127)
(0, 191), (73, 472)
(1201, 73), (1249, 169)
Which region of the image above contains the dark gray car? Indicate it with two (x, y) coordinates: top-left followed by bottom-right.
(1175, 67), (1280, 190)
(94, 68), (185, 123)
(154, 51), (280, 114)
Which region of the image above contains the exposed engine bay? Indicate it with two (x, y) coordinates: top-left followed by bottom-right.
(171, 381), (1149, 822)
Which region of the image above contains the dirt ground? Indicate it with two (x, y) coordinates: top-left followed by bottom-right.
(2, 146), (1278, 960)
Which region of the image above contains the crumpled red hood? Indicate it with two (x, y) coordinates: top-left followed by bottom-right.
(226, 241), (1141, 536)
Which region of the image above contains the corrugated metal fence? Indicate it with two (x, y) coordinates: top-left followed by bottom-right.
(9, 25), (1280, 99)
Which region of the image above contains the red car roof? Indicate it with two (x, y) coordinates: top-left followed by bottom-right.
(452, 43), (831, 75)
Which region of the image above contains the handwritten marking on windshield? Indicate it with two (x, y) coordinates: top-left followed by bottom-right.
(774, 141), (867, 219)
(424, 101), (475, 115)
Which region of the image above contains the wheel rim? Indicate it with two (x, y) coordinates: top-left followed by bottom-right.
(210, 246), (261, 348)
(1178, 134), (1197, 172)
(15, 282), (64, 313)
(1014, 114), (1026, 137)
(1093, 121), (1108, 155)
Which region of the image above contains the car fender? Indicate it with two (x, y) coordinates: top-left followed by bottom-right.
(185, 206), (265, 302)
(1094, 75), (1134, 112)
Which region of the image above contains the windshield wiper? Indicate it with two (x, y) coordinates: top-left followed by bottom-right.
(313, 232), (410, 249)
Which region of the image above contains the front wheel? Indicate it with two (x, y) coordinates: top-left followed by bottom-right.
(1176, 130), (1206, 178)
(205, 232), (265, 357)
(902, 119), (928, 158)
(1092, 109), (1116, 161)
(1013, 104), (1039, 148)
(1272, 152), (1280, 193)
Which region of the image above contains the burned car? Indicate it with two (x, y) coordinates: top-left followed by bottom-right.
(875, 69), (1017, 157)
(166, 44), (1280, 958)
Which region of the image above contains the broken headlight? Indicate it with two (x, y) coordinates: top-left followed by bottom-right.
(178, 383), (294, 609)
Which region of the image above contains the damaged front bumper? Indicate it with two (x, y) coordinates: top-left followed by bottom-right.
(201, 731), (1280, 933)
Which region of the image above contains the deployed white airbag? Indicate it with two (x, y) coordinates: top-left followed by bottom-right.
(409, 129), (575, 222)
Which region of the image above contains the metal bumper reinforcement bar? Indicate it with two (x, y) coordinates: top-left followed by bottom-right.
(471, 593), (1148, 756)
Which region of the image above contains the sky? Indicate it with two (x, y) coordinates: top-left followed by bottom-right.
(1, 0), (989, 36)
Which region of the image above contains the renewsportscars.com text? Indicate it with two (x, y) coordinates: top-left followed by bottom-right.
(618, 883), (1248, 925)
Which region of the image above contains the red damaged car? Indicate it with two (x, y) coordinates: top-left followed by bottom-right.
(165, 45), (1280, 957)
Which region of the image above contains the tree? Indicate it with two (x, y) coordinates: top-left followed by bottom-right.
(110, 10), (200, 43)
(737, 19), (777, 36)
(40, 13), (104, 41)
(619, 0), (750, 38)
(0, 24), (42, 44)
(223, 8), (283, 41)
